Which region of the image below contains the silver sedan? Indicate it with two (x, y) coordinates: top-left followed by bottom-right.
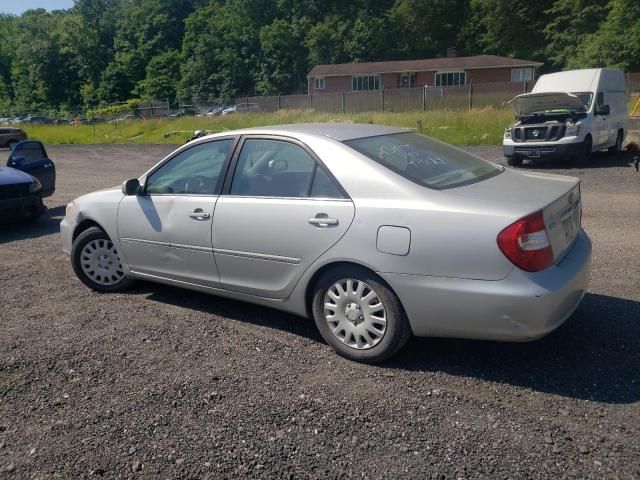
(61, 124), (591, 362)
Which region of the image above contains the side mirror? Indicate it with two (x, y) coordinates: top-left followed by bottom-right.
(596, 104), (610, 116)
(122, 178), (141, 195)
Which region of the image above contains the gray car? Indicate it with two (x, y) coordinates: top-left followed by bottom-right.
(61, 124), (591, 362)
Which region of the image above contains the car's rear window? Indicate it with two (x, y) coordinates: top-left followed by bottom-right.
(345, 132), (503, 189)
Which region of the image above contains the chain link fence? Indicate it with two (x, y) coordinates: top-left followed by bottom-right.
(2, 75), (639, 124)
(225, 81), (533, 115)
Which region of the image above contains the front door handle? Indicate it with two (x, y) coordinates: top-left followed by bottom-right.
(189, 208), (210, 220)
(308, 213), (338, 227)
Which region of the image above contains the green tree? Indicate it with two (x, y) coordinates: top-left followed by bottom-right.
(460, 0), (554, 61)
(388, 0), (467, 59)
(179, 0), (260, 100)
(572, 0), (640, 71)
(256, 19), (307, 94)
(136, 49), (181, 102)
(544, 0), (610, 69)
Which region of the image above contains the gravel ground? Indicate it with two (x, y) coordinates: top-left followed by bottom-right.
(1, 144), (639, 479)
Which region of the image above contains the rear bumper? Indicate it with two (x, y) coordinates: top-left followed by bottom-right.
(384, 229), (592, 341)
(0, 195), (44, 220)
(503, 142), (582, 160)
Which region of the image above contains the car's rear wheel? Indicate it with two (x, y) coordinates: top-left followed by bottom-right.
(71, 226), (134, 292)
(311, 266), (411, 363)
(506, 156), (523, 167)
(608, 130), (623, 154)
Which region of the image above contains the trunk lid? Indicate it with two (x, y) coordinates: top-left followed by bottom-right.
(447, 168), (581, 263)
(509, 92), (586, 117)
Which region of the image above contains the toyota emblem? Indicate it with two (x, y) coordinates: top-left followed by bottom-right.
(532, 129), (540, 137)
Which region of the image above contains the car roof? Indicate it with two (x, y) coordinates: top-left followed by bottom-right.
(233, 123), (411, 141)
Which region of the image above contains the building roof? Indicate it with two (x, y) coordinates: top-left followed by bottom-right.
(308, 54), (543, 77)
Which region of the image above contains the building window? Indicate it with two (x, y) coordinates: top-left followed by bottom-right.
(511, 68), (533, 82)
(400, 73), (416, 88)
(352, 74), (380, 91)
(435, 70), (466, 87)
(314, 77), (325, 89)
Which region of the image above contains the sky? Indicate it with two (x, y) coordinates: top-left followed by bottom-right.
(0, 0), (74, 15)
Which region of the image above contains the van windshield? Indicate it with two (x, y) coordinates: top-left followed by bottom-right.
(345, 132), (503, 190)
(571, 92), (593, 110)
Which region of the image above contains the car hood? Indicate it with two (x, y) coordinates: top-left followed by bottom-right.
(0, 165), (34, 185)
(508, 92), (586, 117)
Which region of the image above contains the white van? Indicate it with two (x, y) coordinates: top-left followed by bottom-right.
(503, 68), (628, 166)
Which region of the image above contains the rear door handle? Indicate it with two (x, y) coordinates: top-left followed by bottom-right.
(189, 208), (210, 220)
(308, 214), (338, 227)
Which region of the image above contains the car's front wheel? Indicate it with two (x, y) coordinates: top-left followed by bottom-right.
(71, 226), (134, 292)
(311, 266), (411, 363)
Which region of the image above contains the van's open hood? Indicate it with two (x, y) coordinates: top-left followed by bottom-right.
(508, 92), (585, 117)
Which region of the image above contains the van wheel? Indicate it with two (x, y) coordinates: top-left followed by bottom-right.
(608, 130), (623, 154)
(581, 135), (592, 162)
(506, 156), (523, 167)
(311, 266), (411, 363)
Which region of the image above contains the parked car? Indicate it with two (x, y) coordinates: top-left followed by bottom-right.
(7, 140), (56, 198)
(503, 68), (628, 166)
(0, 128), (27, 149)
(21, 116), (54, 125)
(61, 124), (590, 362)
(222, 103), (259, 115)
(1, 140), (55, 221)
(202, 107), (225, 117)
(169, 109), (196, 119)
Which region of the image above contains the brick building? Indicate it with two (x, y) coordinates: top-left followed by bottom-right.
(307, 54), (543, 93)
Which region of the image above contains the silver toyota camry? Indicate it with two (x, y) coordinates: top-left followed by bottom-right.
(61, 123), (591, 362)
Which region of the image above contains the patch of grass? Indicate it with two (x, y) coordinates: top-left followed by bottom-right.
(25, 108), (515, 146)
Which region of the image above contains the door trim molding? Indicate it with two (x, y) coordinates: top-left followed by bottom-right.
(213, 248), (301, 265)
(120, 237), (214, 253)
(121, 238), (302, 264)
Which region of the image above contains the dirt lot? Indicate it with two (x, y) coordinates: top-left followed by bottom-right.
(1, 144), (639, 479)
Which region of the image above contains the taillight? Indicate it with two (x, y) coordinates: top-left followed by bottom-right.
(497, 210), (554, 272)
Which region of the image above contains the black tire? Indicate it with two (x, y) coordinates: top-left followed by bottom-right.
(311, 266), (411, 363)
(71, 226), (135, 293)
(26, 206), (42, 222)
(608, 130), (623, 154)
(506, 156), (523, 167)
(581, 135), (592, 162)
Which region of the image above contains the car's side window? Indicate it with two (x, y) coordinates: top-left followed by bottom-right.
(230, 139), (317, 198)
(145, 139), (232, 195)
(310, 166), (345, 199)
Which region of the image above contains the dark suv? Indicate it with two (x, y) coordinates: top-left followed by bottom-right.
(0, 128), (27, 149)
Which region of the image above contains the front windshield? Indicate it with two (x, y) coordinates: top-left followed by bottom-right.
(345, 132), (503, 190)
(571, 92), (593, 110)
